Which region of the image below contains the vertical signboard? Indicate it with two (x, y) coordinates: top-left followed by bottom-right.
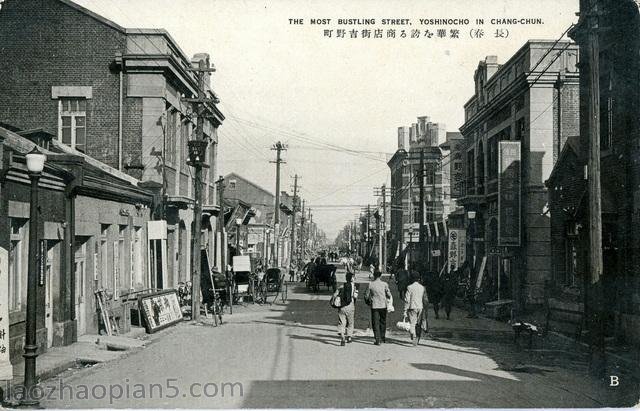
(447, 229), (466, 273)
(113, 241), (119, 300)
(498, 141), (521, 246)
(0, 247), (12, 380)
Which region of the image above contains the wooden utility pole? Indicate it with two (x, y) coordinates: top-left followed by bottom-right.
(586, 5), (605, 374)
(382, 184), (387, 271)
(309, 209), (313, 254)
(215, 175), (226, 276)
(184, 59), (216, 321)
(419, 148), (425, 263)
(289, 174), (299, 271)
(300, 199), (306, 260)
(271, 141), (286, 267)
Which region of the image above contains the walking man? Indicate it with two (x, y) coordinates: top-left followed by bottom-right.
(404, 271), (429, 346)
(333, 272), (358, 346)
(365, 269), (391, 345)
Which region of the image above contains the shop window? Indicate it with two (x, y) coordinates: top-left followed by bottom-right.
(74, 241), (86, 305)
(9, 218), (27, 313)
(100, 224), (110, 289)
(180, 119), (189, 167)
(58, 98), (87, 152)
(132, 227), (143, 289)
(115, 225), (127, 299)
(565, 239), (578, 287)
(165, 108), (178, 165)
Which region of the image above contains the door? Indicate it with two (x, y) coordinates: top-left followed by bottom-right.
(74, 242), (87, 336)
(45, 245), (54, 347)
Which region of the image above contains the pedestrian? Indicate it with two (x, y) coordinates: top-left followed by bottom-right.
(332, 271), (358, 346)
(441, 268), (458, 320)
(423, 269), (443, 319)
(364, 269), (391, 345)
(403, 270), (429, 346)
(396, 268), (409, 301)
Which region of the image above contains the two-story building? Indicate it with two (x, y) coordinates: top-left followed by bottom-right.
(0, 0), (225, 296)
(544, 0), (640, 346)
(458, 41), (579, 316)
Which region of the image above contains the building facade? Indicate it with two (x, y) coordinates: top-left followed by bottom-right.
(458, 41), (579, 315)
(387, 116), (451, 270)
(0, 0), (225, 295)
(0, 126), (155, 368)
(545, 0), (640, 345)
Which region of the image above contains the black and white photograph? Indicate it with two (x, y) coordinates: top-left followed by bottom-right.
(0, 0), (639, 409)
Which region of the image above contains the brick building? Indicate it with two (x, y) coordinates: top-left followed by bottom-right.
(0, 125), (155, 371)
(545, 0), (640, 345)
(0, 0), (225, 294)
(223, 173), (294, 268)
(458, 41), (579, 316)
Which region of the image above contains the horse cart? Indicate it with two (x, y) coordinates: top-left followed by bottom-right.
(306, 262), (337, 293)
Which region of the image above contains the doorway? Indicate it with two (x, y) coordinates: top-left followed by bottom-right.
(74, 240), (87, 336)
(44, 243), (54, 348)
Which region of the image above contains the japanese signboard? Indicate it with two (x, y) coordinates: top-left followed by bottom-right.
(447, 229), (466, 273)
(498, 141), (521, 246)
(138, 290), (183, 334)
(403, 222), (420, 243)
(0, 247), (12, 380)
(247, 226), (264, 245)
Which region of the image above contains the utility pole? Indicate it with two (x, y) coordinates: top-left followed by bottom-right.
(289, 175), (299, 271)
(419, 148), (425, 264)
(382, 184), (387, 272)
(215, 176), (226, 276)
(300, 199), (306, 260)
(183, 59), (216, 321)
(271, 141), (286, 267)
(374, 185), (389, 272)
(586, 4), (605, 374)
(309, 209), (313, 254)
(366, 204), (371, 262)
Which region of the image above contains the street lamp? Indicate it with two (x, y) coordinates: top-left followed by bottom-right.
(23, 147), (46, 406)
(187, 139), (208, 321)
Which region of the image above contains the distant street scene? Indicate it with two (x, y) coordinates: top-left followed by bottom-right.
(0, 0), (639, 409)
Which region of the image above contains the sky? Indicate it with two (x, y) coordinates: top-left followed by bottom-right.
(76, 0), (579, 240)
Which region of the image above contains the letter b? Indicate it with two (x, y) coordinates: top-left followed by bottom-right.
(610, 376), (619, 387)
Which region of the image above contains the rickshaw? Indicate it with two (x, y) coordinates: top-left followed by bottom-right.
(254, 267), (287, 304)
(232, 255), (254, 304)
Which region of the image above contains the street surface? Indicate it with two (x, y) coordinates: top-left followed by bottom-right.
(37, 268), (636, 408)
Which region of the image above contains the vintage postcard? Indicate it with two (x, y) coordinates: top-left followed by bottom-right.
(0, 0), (638, 409)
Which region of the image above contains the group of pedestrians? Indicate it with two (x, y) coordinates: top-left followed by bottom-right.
(331, 267), (433, 347)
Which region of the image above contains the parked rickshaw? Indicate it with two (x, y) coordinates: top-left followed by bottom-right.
(232, 256), (254, 304)
(253, 267), (287, 304)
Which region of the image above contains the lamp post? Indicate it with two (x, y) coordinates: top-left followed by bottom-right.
(23, 147), (46, 406)
(187, 139), (208, 321)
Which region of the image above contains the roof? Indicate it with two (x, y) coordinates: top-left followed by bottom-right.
(60, 1), (193, 67)
(225, 172), (275, 199)
(0, 126), (152, 201)
(59, 0), (126, 33)
(546, 136), (580, 184)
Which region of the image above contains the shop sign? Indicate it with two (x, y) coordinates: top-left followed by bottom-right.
(0, 247), (12, 380)
(498, 141), (521, 246)
(447, 229), (466, 273)
(403, 223), (420, 243)
(138, 290), (183, 333)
